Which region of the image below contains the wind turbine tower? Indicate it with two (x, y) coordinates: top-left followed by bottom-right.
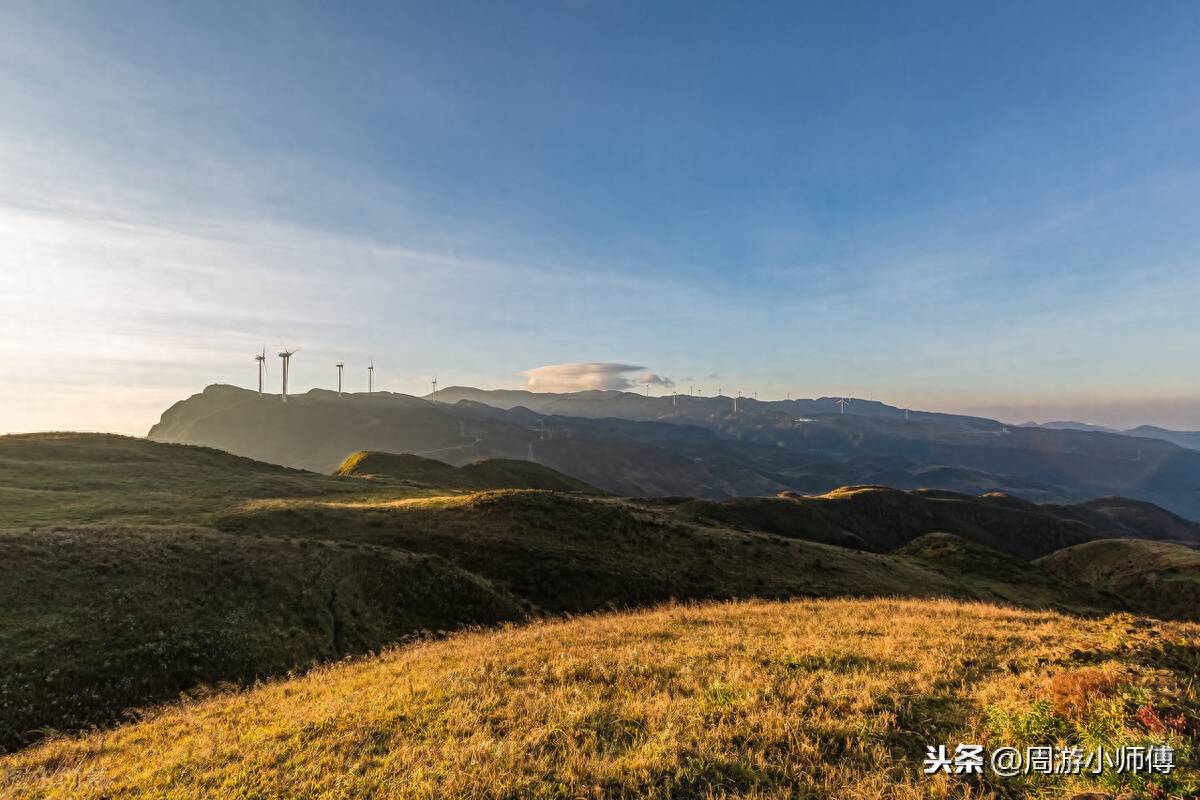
(432, 376), (438, 395)
(278, 349), (297, 402)
(254, 349), (266, 395)
(336, 362), (344, 396)
(368, 362), (375, 393)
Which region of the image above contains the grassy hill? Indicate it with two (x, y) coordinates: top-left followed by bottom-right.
(1037, 539), (1200, 621)
(896, 532), (1118, 610)
(671, 486), (1097, 559)
(0, 432), (383, 527)
(0, 526), (524, 752)
(336, 450), (603, 493)
(3, 598), (1196, 799)
(1045, 496), (1200, 543)
(216, 489), (977, 614)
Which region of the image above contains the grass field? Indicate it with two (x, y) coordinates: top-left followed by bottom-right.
(0, 433), (392, 527)
(2, 597), (1196, 799)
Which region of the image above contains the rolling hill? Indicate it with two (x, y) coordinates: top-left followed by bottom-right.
(3, 598), (1196, 798)
(0, 526), (524, 752)
(6, 431), (1184, 753)
(1037, 538), (1200, 621)
(336, 450), (602, 493)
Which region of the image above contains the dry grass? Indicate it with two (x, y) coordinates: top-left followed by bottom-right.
(3, 597), (1197, 799)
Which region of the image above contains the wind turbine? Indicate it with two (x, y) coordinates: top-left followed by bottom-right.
(278, 348), (298, 402)
(336, 362), (344, 396)
(254, 348), (266, 395)
(835, 397), (851, 415)
(367, 361), (375, 393)
(432, 376), (438, 395)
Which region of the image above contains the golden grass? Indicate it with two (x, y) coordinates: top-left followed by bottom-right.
(3, 597), (1197, 799)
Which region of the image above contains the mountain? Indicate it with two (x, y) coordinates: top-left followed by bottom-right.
(150, 385), (1200, 517)
(6, 597), (1196, 799)
(1037, 420), (1120, 433)
(1124, 424), (1200, 451)
(1031, 420), (1200, 451)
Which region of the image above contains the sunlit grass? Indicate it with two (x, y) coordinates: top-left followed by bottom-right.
(3, 597), (1196, 799)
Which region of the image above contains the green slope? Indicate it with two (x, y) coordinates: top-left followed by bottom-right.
(1037, 538), (1200, 620)
(671, 485), (1096, 559)
(0, 432), (377, 527)
(336, 450), (603, 493)
(0, 526), (524, 752)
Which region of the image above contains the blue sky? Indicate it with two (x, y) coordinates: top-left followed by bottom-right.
(2, 1), (1200, 433)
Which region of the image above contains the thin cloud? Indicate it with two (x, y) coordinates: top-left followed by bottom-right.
(634, 372), (675, 388)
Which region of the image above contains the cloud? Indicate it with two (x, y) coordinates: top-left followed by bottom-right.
(634, 372), (675, 388)
(520, 362), (672, 392)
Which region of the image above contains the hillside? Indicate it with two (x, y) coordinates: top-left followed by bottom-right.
(148, 384), (1200, 517)
(670, 486), (1097, 559)
(1046, 496), (1200, 542)
(0, 526), (524, 752)
(0, 432), (380, 527)
(3, 598), (1196, 798)
(336, 450), (602, 493)
(215, 489), (984, 614)
(895, 532), (1117, 609)
(1037, 539), (1200, 620)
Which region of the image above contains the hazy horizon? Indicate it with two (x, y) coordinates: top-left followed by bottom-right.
(4, 2), (1199, 435)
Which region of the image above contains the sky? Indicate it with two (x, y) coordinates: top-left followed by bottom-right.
(2, 0), (1199, 434)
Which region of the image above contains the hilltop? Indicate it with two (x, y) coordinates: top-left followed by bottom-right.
(3, 598), (1196, 798)
(1038, 539), (1200, 621)
(0, 431), (376, 527)
(336, 450), (602, 493)
(148, 384), (1200, 517)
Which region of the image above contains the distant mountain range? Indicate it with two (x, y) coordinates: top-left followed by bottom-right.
(1031, 420), (1200, 450)
(147, 384), (1200, 518)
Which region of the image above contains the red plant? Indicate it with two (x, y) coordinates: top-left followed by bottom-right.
(1136, 704), (1188, 735)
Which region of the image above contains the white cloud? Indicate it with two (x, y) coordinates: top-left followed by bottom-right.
(520, 362), (672, 392)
